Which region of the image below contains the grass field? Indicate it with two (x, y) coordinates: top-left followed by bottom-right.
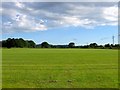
(2, 48), (118, 88)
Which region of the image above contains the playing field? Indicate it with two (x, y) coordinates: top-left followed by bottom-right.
(2, 48), (118, 88)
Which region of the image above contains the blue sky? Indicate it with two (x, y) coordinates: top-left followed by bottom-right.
(1, 2), (118, 45)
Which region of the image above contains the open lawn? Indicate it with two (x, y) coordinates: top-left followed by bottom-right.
(2, 48), (118, 88)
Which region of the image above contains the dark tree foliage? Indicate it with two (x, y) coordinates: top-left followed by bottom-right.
(2, 38), (120, 49)
(2, 40), (7, 47)
(89, 43), (98, 48)
(2, 38), (36, 48)
(27, 40), (36, 48)
(114, 44), (120, 49)
(0, 41), (2, 47)
(104, 44), (112, 49)
(6, 38), (12, 48)
(68, 42), (75, 48)
(51, 45), (68, 48)
(41, 42), (50, 48)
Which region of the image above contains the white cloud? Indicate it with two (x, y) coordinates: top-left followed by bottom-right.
(2, 0), (119, 2)
(103, 5), (118, 22)
(61, 17), (97, 28)
(32, 24), (47, 31)
(15, 2), (25, 8)
(0, 8), (3, 15)
(2, 2), (118, 33)
(3, 22), (13, 28)
(3, 12), (47, 33)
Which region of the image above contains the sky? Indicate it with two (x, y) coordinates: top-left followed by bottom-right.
(1, 2), (119, 45)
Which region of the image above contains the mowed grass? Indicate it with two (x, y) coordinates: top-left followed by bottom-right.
(2, 48), (118, 88)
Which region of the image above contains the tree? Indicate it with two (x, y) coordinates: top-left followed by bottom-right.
(0, 41), (1, 47)
(104, 44), (112, 49)
(114, 44), (120, 49)
(68, 42), (75, 48)
(2, 40), (7, 47)
(27, 40), (36, 48)
(41, 42), (50, 48)
(2, 38), (36, 48)
(6, 38), (12, 48)
(18, 38), (26, 48)
(89, 43), (97, 48)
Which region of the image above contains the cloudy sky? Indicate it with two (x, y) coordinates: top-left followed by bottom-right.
(1, 2), (118, 45)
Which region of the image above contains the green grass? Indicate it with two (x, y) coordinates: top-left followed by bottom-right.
(2, 48), (118, 88)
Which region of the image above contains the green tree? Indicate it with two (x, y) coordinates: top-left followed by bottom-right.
(68, 42), (75, 48)
(41, 42), (50, 48)
(2, 40), (7, 47)
(104, 44), (112, 49)
(27, 40), (36, 48)
(2, 38), (36, 48)
(6, 38), (12, 48)
(89, 43), (98, 48)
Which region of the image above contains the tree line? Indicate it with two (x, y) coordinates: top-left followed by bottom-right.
(1, 38), (120, 49)
(2, 38), (35, 48)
